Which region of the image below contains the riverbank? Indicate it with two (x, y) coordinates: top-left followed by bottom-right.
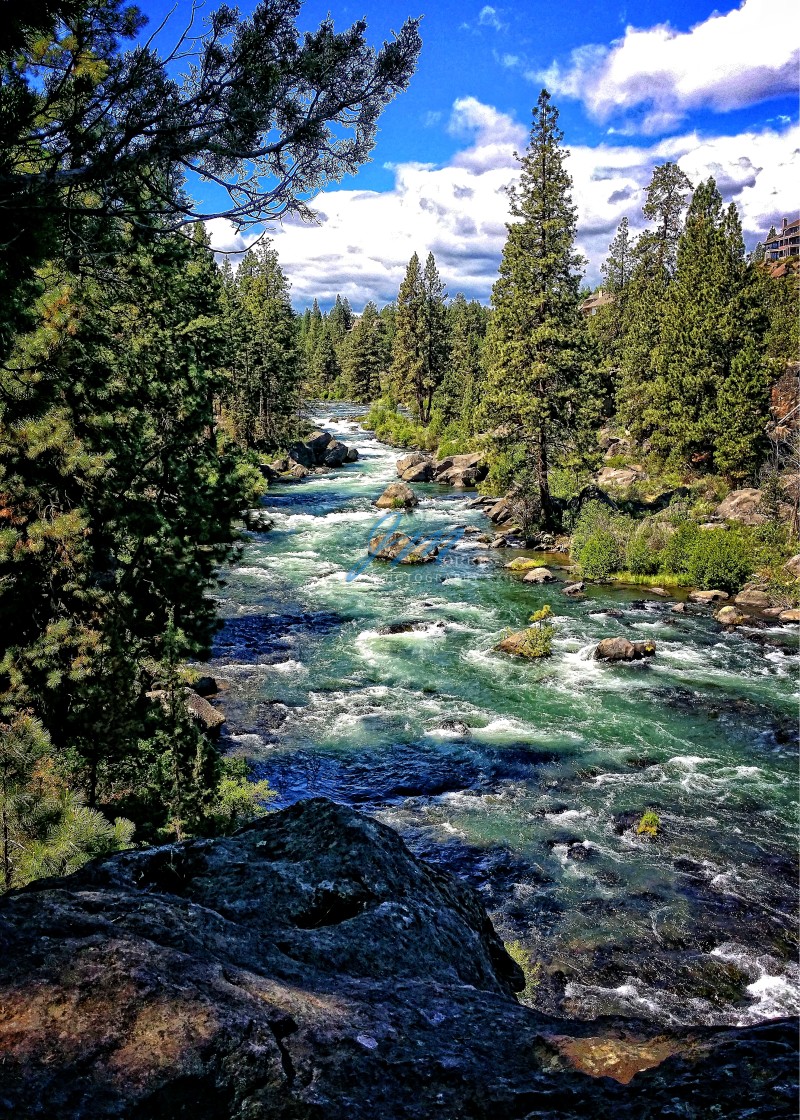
(200, 404), (798, 1029)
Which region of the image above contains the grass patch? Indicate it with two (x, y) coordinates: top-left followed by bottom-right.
(609, 571), (691, 587)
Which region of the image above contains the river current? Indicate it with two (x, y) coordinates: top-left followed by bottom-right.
(204, 404), (799, 1029)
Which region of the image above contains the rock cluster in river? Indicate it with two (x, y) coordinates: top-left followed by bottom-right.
(594, 637), (657, 662)
(396, 451), (488, 488)
(1, 797), (796, 1120)
(262, 429), (359, 482)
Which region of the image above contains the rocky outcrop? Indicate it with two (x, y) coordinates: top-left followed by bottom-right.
(432, 452), (488, 489)
(396, 452), (433, 482)
(734, 588), (771, 609)
(368, 530), (437, 564)
(374, 482), (418, 509)
(146, 687), (225, 733)
(323, 439), (348, 466)
(714, 488), (791, 526)
(594, 637), (657, 661)
(0, 798), (796, 1119)
(596, 465), (645, 489)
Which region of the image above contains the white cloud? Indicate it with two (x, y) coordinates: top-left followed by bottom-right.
(478, 6), (505, 31)
(208, 100), (799, 307)
(539, 0), (800, 133)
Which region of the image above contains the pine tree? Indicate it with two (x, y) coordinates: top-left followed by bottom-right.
(228, 241), (300, 448)
(617, 163), (692, 435)
(647, 180), (770, 477)
(391, 252), (425, 414)
(311, 330), (341, 395)
(391, 252), (448, 423)
(438, 294), (489, 428)
(480, 90), (595, 525)
(345, 301), (387, 401)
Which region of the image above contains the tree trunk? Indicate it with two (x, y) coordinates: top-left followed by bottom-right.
(536, 426), (552, 528)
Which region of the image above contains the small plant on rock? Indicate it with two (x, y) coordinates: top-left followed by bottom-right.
(636, 809), (661, 838)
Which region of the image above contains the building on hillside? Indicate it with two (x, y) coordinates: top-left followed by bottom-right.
(580, 289), (614, 317)
(765, 216), (800, 261)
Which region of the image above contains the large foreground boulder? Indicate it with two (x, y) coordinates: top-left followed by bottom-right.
(0, 800), (796, 1119)
(0, 799), (796, 1119)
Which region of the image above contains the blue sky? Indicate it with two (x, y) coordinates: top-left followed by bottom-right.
(138, 0), (799, 306)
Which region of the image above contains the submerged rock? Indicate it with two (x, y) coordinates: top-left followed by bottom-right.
(594, 637), (656, 662)
(0, 798), (795, 1119)
(374, 482), (418, 509)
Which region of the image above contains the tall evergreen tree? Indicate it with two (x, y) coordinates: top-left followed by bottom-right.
(311, 329), (341, 395)
(480, 90), (595, 525)
(391, 252), (448, 423)
(391, 253), (425, 413)
(345, 302), (387, 401)
(227, 242), (300, 448)
(617, 163), (692, 434)
(438, 294), (489, 428)
(646, 179), (770, 478)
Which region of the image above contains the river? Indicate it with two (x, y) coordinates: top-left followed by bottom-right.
(204, 404), (799, 1029)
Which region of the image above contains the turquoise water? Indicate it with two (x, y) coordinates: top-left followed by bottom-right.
(205, 404), (799, 1028)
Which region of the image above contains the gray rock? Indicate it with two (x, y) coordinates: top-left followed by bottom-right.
(368, 530), (437, 563)
(715, 605), (748, 626)
(734, 589), (771, 609)
(400, 461), (433, 482)
(323, 440), (348, 466)
(306, 429), (333, 462)
(287, 441), (314, 468)
(784, 554), (800, 579)
(289, 462), (311, 479)
(597, 465), (644, 488)
(562, 582), (585, 595)
(345, 447), (360, 462)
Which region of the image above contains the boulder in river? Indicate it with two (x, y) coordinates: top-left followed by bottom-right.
(306, 429), (333, 462)
(368, 530), (437, 564)
(323, 439), (348, 467)
(715, 605), (748, 626)
(396, 452), (431, 481)
(594, 637), (656, 662)
(287, 440), (314, 468)
(242, 508), (274, 531)
(562, 581), (585, 595)
(377, 620), (445, 635)
(289, 462), (311, 479)
(688, 589), (729, 603)
(345, 447), (360, 462)
(779, 608), (800, 622)
(375, 482), (418, 509)
(523, 567), (556, 584)
(1, 798), (792, 1119)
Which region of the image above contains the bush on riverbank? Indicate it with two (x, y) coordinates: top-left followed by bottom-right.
(571, 501), (794, 594)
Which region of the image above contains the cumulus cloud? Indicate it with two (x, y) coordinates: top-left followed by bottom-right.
(206, 100), (799, 307)
(538, 0), (800, 133)
(478, 5), (505, 31)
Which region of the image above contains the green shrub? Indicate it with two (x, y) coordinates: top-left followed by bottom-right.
(364, 400), (434, 450)
(636, 810), (660, 838)
(686, 530), (753, 593)
(661, 520), (700, 574)
(577, 529), (624, 580)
